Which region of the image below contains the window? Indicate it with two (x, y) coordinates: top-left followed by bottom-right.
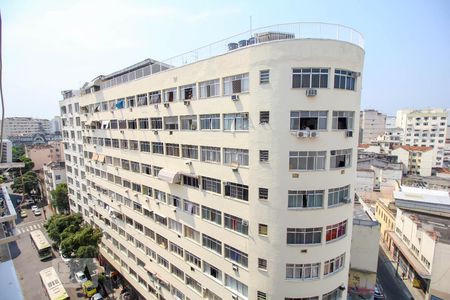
(128, 119), (137, 129)
(183, 175), (199, 188)
(152, 142), (164, 154)
(202, 176), (221, 193)
(292, 68), (328, 88)
(328, 185), (350, 207)
(202, 234), (222, 254)
(180, 84), (196, 100)
(223, 113), (249, 131)
(186, 275), (202, 294)
(164, 116), (178, 130)
(224, 245), (248, 267)
(168, 194), (181, 208)
(223, 73), (249, 95)
(141, 164), (152, 175)
(224, 182), (249, 201)
(181, 144), (198, 159)
(289, 151), (326, 171)
(140, 141), (150, 152)
(121, 159), (130, 170)
(290, 111), (327, 130)
(334, 69), (356, 90)
(323, 287), (342, 300)
(286, 263), (320, 280)
(178, 116), (198, 131)
(332, 111), (354, 130)
(200, 114), (220, 130)
(202, 206), (222, 225)
(110, 120), (118, 129)
(200, 146), (221, 163)
(260, 111), (270, 124)
(287, 227), (322, 245)
(225, 274), (248, 297)
(259, 150), (269, 162)
(171, 264), (184, 281)
(139, 118), (149, 129)
(185, 250), (201, 268)
(137, 94), (148, 106)
(163, 88), (177, 102)
(126, 96), (135, 108)
(288, 190), (324, 208)
(224, 213), (248, 235)
(168, 218), (182, 234)
(184, 225), (200, 243)
(324, 253), (345, 276)
(259, 188), (268, 200)
(150, 117), (162, 129)
(258, 258), (268, 271)
(169, 242), (184, 258)
(259, 224), (268, 235)
(157, 255), (169, 269)
(203, 261), (222, 281)
(183, 199), (200, 216)
(223, 148), (249, 166)
(149, 91), (161, 104)
(260, 70), (270, 84)
(199, 79), (220, 98)
(330, 149), (352, 169)
(166, 143), (180, 156)
(120, 139), (128, 149)
(326, 220), (347, 242)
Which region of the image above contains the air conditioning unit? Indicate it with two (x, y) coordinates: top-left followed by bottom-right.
(232, 295), (239, 300)
(230, 162), (239, 171)
(232, 264), (239, 271)
(309, 131), (319, 138)
(231, 94), (239, 101)
(164, 103), (170, 108)
(306, 89), (317, 97)
(346, 130), (353, 137)
(184, 100), (190, 106)
(185, 160), (192, 165)
(154, 130), (158, 135)
(297, 131), (309, 138)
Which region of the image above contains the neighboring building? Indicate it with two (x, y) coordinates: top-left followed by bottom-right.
(435, 167), (450, 179)
(375, 197), (396, 243)
(376, 127), (403, 151)
(392, 146), (434, 177)
(1, 139), (12, 163)
(357, 156), (403, 192)
(359, 109), (386, 144)
(396, 109), (448, 167)
(444, 125), (450, 167)
(358, 144), (381, 154)
(42, 161), (67, 205)
(0, 117), (52, 137)
(59, 23), (365, 300)
(7, 133), (62, 146)
(25, 141), (64, 170)
(50, 116), (62, 134)
(387, 186), (450, 300)
(385, 116), (396, 130)
(348, 200), (380, 300)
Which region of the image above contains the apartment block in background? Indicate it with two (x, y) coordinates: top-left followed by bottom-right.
(392, 146), (434, 177)
(0, 117), (52, 137)
(359, 109), (386, 144)
(1, 139), (12, 163)
(396, 109), (448, 167)
(59, 23), (365, 300)
(42, 161), (67, 206)
(25, 141), (64, 170)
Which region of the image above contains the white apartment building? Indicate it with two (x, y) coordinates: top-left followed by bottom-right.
(359, 109), (386, 144)
(50, 116), (62, 134)
(392, 146), (434, 177)
(385, 116), (396, 130)
(42, 161), (67, 205)
(1, 139), (12, 163)
(388, 187), (450, 300)
(59, 23), (365, 300)
(0, 117), (52, 137)
(376, 127), (403, 151)
(396, 109), (448, 167)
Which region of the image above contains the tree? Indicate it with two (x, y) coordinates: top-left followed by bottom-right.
(60, 225), (102, 259)
(44, 213), (83, 245)
(11, 170), (39, 194)
(51, 183), (69, 213)
(12, 145), (25, 162)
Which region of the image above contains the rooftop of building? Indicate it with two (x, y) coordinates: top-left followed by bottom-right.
(358, 144), (371, 148)
(395, 186), (449, 205)
(393, 145), (433, 152)
(436, 167), (450, 174)
(402, 210), (450, 244)
(44, 161), (65, 169)
(61, 22), (364, 98)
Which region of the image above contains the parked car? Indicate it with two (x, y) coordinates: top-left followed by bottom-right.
(82, 280), (97, 298)
(31, 205), (38, 212)
(374, 285), (385, 299)
(33, 209), (42, 216)
(58, 249), (71, 264)
(90, 293), (103, 300)
(75, 271), (88, 283)
(20, 210), (27, 218)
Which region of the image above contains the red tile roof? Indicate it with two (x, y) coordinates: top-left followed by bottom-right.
(394, 145), (433, 152)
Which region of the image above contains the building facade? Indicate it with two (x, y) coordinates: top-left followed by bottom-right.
(25, 141), (64, 171)
(0, 117), (52, 137)
(392, 146), (434, 177)
(42, 161), (67, 206)
(1, 139), (12, 163)
(359, 109), (386, 144)
(59, 23), (365, 300)
(396, 109), (448, 167)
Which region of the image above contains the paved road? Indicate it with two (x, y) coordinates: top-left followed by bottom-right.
(377, 246), (412, 300)
(10, 206), (85, 300)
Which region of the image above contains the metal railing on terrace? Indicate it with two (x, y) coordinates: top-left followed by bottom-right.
(162, 22), (364, 67)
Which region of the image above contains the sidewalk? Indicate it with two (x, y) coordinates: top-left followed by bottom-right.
(379, 242), (425, 300)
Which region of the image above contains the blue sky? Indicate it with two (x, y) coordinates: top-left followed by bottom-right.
(1, 0), (449, 118)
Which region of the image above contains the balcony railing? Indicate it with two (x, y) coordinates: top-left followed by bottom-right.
(162, 22), (364, 67)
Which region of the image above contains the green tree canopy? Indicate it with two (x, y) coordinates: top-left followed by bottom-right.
(44, 213), (83, 244)
(12, 145), (25, 162)
(51, 183), (69, 213)
(11, 170), (39, 194)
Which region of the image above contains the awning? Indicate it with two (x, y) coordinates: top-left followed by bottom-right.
(387, 231), (431, 279)
(97, 155), (105, 163)
(157, 169), (181, 184)
(92, 153), (99, 161)
(101, 120), (110, 129)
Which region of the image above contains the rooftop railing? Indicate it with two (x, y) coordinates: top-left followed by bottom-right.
(162, 22), (364, 67)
